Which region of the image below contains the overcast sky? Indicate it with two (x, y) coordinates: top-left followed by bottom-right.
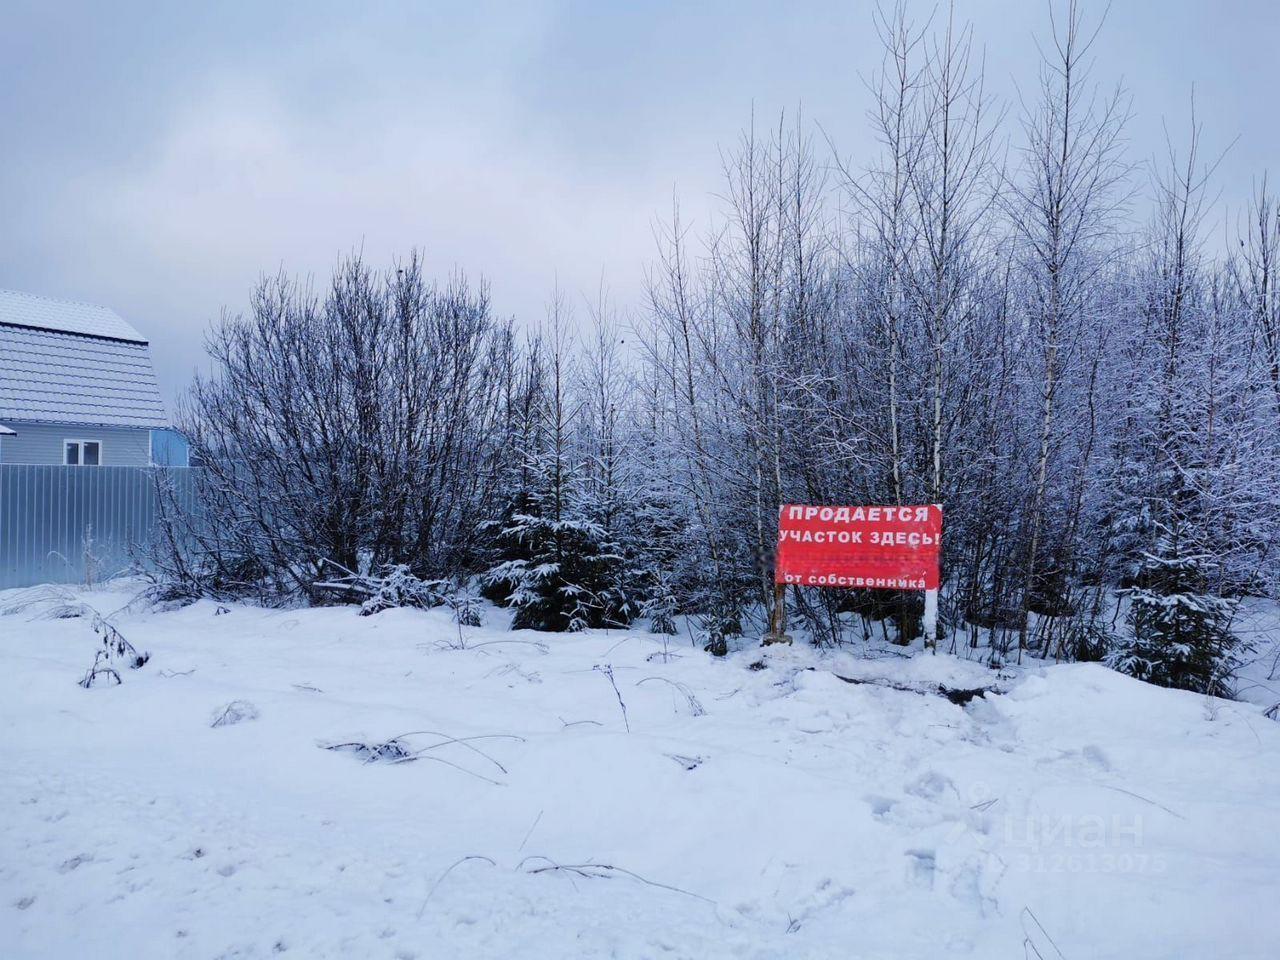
(3, 0), (1278, 409)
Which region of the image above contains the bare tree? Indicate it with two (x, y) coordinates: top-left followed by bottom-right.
(906, 3), (1001, 513)
(1232, 176), (1280, 415)
(1006, 0), (1130, 653)
(167, 254), (515, 600)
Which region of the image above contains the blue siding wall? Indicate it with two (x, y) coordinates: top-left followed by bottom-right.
(0, 422), (152, 466)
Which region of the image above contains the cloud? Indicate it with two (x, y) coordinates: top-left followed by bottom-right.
(6, 0), (1279, 413)
(49, 70), (709, 405)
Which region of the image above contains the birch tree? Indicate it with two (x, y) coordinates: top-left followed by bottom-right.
(1006, 0), (1130, 652)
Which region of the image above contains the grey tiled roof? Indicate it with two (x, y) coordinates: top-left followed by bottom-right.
(0, 288), (147, 343)
(0, 324), (167, 428)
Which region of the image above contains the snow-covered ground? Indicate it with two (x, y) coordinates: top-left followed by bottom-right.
(2, 586), (1278, 959)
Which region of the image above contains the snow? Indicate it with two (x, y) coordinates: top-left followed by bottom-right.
(1231, 597), (1280, 713)
(2, 586), (1279, 959)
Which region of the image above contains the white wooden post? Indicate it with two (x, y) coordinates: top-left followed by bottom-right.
(923, 502), (942, 652)
(923, 587), (938, 653)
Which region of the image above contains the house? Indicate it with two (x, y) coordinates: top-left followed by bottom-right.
(0, 288), (181, 466)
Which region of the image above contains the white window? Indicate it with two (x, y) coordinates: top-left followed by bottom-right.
(64, 440), (102, 466)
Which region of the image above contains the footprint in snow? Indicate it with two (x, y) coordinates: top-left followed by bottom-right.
(1039, 745), (1112, 772)
(866, 795), (897, 819)
(905, 770), (957, 802)
(904, 849), (936, 889)
(1082, 744), (1112, 770)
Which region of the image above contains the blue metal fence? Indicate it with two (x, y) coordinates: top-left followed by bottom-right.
(0, 465), (198, 589)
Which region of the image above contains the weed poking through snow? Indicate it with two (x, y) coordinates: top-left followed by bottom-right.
(1, 586), (151, 688)
(79, 610), (150, 688)
(319, 730), (526, 785)
(210, 700), (259, 727)
(636, 676), (705, 716)
(593, 664), (630, 732)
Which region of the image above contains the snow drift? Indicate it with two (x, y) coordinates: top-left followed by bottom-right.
(1, 587), (1277, 959)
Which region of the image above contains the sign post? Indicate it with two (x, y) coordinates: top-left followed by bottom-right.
(763, 582), (789, 645)
(768, 504), (942, 648)
(922, 584), (938, 650)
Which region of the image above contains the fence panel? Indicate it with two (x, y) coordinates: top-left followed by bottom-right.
(0, 465), (198, 589)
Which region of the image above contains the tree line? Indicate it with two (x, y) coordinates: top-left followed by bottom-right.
(155, 2), (1280, 696)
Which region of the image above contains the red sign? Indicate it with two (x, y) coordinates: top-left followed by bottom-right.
(775, 504), (941, 590)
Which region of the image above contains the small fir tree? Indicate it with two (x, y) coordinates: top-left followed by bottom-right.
(484, 448), (631, 632)
(1106, 520), (1245, 697)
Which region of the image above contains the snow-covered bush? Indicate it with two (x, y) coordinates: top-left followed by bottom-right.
(1057, 617), (1114, 664)
(153, 255), (521, 603)
(353, 565), (450, 616)
(447, 587), (484, 627)
(696, 609), (742, 658)
(312, 562), (488, 619)
(641, 570), (679, 635)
